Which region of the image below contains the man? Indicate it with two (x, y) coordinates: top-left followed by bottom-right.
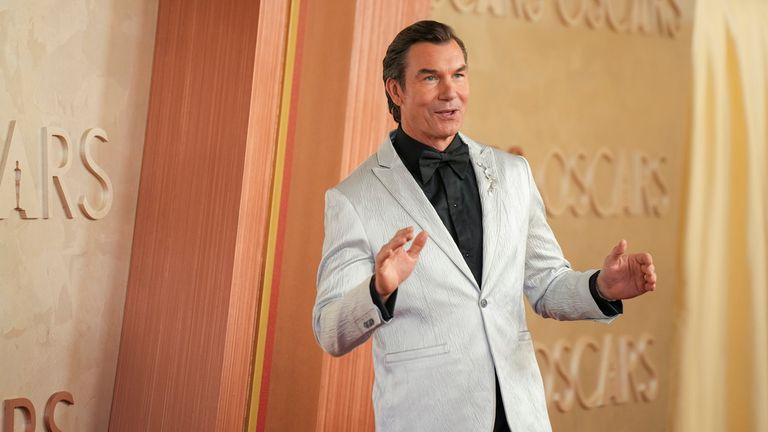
(313, 20), (656, 432)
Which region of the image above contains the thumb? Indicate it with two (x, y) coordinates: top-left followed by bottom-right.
(607, 239), (627, 263)
(407, 231), (429, 257)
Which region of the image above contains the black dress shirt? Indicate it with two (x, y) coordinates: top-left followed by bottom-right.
(395, 128), (484, 285)
(369, 127), (622, 430)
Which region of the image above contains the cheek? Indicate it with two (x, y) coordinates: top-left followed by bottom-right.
(418, 93), (436, 107)
(460, 88), (470, 104)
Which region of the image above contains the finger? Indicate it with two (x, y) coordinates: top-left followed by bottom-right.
(377, 242), (392, 263)
(377, 227), (415, 262)
(395, 226), (415, 244)
(636, 253), (653, 266)
(644, 281), (656, 292)
(406, 231), (429, 258)
(389, 234), (411, 252)
(612, 239), (627, 257)
(379, 228), (405, 254)
(375, 248), (393, 268)
(644, 272), (657, 284)
(384, 227), (414, 252)
(388, 226), (412, 244)
(605, 239), (626, 265)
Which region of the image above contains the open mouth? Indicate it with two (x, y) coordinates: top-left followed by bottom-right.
(434, 109), (460, 119)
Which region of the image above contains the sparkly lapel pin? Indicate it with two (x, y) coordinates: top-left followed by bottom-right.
(475, 159), (497, 195)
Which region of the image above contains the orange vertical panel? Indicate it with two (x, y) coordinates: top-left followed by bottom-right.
(109, 0), (289, 430)
(260, 0), (358, 430)
(216, 0), (292, 430)
(257, 0), (430, 431)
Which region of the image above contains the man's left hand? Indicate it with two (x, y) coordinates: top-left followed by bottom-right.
(596, 240), (656, 301)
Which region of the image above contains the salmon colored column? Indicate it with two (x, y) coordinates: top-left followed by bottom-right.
(256, 1), (429, 431)
(109, 0), (290, 430)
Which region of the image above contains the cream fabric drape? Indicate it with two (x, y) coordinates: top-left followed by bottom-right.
(678, 1), (768, 431)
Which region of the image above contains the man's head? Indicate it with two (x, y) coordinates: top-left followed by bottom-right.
(383, 21), (469, 149)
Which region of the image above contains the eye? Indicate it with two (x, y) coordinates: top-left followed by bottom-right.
(453, 73), (465, 79)
(424, 75), (437, 82)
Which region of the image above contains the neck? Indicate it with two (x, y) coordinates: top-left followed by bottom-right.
(400, 123), (455, 152)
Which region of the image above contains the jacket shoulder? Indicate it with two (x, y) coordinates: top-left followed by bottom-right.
(329, 152), (380, 197)
(463, 135), (531, 178)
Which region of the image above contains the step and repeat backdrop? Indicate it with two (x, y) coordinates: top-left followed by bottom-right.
(433, 0), (692, 430)
(0, 0), (695, 430)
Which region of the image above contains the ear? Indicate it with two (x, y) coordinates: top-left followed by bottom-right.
(385, 78), (404, 106)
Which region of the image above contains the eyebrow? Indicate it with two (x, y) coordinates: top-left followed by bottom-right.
(416, 64), (468, 76)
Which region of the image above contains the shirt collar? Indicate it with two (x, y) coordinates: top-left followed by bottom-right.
(392, 126), (465, 183)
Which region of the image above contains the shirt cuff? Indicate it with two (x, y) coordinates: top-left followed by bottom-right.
(369, 275), (397, 321)
(589, 271), (623, 317)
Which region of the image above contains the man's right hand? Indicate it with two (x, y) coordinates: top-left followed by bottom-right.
(374, 226), (428, 302)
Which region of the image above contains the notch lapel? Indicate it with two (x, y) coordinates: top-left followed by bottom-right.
(372, 134), (479, 290)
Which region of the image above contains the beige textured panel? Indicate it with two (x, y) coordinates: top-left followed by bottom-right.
(432, 1), (694, 431)
(0, 0), (158, 430)
(109, 0), (286, 430)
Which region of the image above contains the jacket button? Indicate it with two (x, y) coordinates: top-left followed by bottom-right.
(480, 299), (488, 308)
(364, 318), (374, 328)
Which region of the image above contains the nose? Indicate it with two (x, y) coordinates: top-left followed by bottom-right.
(438, 78), (457, 101)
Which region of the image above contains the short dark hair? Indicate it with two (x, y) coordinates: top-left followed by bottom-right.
(382, 20), (468, 123)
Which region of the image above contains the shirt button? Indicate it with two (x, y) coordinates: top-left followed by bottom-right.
(463, 251), (470, 258)
(480, 299), (488, 308)
(451, 202), (458, 208)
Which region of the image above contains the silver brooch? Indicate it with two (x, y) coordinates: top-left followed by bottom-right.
(475, 160), (497, 195)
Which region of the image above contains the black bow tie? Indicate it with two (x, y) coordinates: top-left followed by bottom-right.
(418, 144), (470, 183)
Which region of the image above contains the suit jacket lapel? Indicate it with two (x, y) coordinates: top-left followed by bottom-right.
(372, 133), (479, 290)
(463, 134), (501, 291)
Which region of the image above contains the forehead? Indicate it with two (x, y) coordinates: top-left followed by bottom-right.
(404, 40), (466, 74)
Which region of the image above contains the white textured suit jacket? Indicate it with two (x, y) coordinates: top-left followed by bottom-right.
(313, 131), (616, 431)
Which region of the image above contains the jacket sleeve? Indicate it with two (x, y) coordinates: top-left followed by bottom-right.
(520, 158), (619, 323)
(313, 188), (388, 356)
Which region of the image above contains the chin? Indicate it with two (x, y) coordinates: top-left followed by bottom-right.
(440, 124), (461, 138)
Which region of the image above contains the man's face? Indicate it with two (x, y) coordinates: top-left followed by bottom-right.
(387, 40), (469, 149)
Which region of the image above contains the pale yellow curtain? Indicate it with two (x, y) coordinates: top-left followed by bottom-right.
(678, 1), (768, 431)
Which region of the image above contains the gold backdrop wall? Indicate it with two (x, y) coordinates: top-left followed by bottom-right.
(432, 1), (693, 430)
